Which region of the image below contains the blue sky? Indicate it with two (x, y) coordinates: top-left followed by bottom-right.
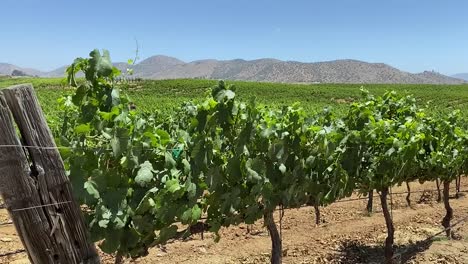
(1, 0), (467, 74)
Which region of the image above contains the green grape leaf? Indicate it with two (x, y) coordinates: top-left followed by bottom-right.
(111, 128), (129, 157)
(215, 89), (235, 103)
(165, 179), (181, 193)
(100, 107), (120, 121)
(135, 161), (154, 187)
(246, 168), (261, 182)
(124, 227), (141, 250)
(192, 205), (202, 221)
(75, 124), (91, 134)
(100, 229), (122, 253)
(156, 129), (171, 145)
(98, 219), (110, 228)
(89, 49), (114, 77)
(186, 182), (197, 199)
(84, 180), (100, 199)
(132, 215), (154, 234)
(165, 152), (177, 168)
(180, 208), (192, 224)
(68, 164), (86, 201)
(111, 88), (120, 106)
(182, 159), (191, 174)
(72, 84), (87, 105)
(279, 163), (286, 174)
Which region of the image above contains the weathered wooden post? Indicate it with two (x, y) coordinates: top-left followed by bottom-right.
(0, 84), (100, 264)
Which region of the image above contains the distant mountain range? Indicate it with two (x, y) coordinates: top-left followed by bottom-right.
(1, 56), (466, 84)
(452, 73), (468, 81)
(0, 63), (45, 77)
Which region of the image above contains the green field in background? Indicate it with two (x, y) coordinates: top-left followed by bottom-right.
(1, 76), (468, 119)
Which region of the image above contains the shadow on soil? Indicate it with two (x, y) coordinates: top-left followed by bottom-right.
(334, 239), (433, 263)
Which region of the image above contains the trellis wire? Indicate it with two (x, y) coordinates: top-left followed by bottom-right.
(0, 144), (183, 151)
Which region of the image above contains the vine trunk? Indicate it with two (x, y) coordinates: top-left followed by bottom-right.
(367, 190), (373, 214)
(442, 180), (453, 238)
(379, 188), (394, 264)
(264, 211), (282, 264)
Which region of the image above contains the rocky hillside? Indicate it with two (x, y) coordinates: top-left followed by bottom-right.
(123, 56), (467, 84)
(0, 63), (44, 77)
(452, 73), (468, 81)
(2, 57), (466, 84)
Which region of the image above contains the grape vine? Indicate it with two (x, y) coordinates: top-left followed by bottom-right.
(62, 50), (204, 261)
(57, 50), (468, 264)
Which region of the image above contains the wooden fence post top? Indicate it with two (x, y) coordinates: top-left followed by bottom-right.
(2, 83), (35, 96)
(3, 83), (38, 105)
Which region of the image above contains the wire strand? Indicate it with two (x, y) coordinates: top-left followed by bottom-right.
(11, 201), (72, 212)
(0, 144), (182, 151)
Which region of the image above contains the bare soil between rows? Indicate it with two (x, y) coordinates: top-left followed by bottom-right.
(1, 181), (468, 264)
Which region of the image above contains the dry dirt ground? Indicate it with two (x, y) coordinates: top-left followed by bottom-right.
(1, 181), (468, 264)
